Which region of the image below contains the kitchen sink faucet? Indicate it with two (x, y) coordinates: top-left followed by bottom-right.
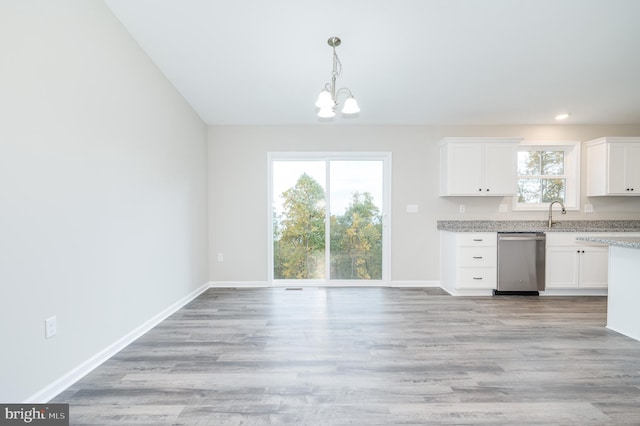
(548, 200), (567, 228)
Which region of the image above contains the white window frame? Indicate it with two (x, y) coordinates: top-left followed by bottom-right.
(512, 141), (581, 211)
(267, 152), (392, 286)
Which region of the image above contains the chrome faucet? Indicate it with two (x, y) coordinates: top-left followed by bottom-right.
(548, 200), (566, 228)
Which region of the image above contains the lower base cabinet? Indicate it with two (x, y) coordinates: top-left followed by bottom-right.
(545, 233), (640, 289)
(440, 231), (497, 294)
(545, 239), (608, 289)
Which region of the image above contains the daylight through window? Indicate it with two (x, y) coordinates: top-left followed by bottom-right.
(517, 150), (566, 203)
(269, 153), (391, 284)
(514, 142), (580, 211)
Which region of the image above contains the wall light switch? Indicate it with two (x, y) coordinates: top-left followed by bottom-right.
(458, 204), (466, 214)
(406, 204), (418, 213)
(499, 204), (508, 213)
(217, 253), (224, 262)
(584, 204), (594, 213)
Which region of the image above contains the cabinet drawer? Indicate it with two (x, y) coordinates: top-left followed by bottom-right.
(458, 247), (497, 267)
(458, 268), (496, 288)
(457, 233), (497, 247)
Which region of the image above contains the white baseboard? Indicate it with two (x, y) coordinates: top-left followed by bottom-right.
(390, 280), (440, 288)
(540, 288), (608, 296)
(210, 280), (441, 288)
(442, 287), (494, 296)
(209, 281), (269, 288)
(27, 282), (210, 403)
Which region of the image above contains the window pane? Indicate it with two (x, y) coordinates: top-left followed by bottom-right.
(517, 151), (541, 175)
(272, 161), (326, 279)
(541, 151), (564, 175)
(329, 161), (383, 280)
(518, 179), (542, 203)
(542, 178), (565, 202)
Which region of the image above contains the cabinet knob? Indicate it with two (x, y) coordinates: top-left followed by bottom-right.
(478, 188), (482, 192)
(486, 188), (490, 192)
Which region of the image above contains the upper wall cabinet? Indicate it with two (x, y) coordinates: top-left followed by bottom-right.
(439, 137), (522, 196)
(586, 137), (640, 196)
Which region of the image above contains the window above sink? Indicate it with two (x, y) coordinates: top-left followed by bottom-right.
(513, 140), (581, 211)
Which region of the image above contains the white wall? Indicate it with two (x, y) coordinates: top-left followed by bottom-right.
(0, 1), (208, 402)
(208, 125), (640, 285)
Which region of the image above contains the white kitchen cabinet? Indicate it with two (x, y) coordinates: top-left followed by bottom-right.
(440, 232), (497, 294)
(439, 137), (522, 196)
(545, 241), (608, 289)
(585, 137), (640, 196)
(544, 233), (640, 289)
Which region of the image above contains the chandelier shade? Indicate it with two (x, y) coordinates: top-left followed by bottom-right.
(341, 96), (360, 114)
(314, 90), (335, 109)
(317, 107), (336, 118)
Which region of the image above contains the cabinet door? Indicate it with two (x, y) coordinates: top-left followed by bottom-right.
(484, 143), (518, 195)
(446, 143), (483, 195)
(579, 248), (609, 288)
(545, 246), (579, 288)
(626, 144), (640, 193)
(608, 144), (628, 194)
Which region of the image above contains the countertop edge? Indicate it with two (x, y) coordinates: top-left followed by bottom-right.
(437, 220), (640, 233)
(576, 236), (640, 249)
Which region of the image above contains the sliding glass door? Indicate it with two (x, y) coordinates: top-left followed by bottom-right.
(269, 153), (390, 285)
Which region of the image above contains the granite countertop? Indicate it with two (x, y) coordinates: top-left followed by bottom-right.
(577, 236), (640, 249)
(437, 220), (640, 233)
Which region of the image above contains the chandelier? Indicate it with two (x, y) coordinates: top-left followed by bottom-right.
(314, 37), (360, 118)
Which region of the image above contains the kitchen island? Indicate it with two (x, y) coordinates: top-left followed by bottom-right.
(578, 236), (640, 342)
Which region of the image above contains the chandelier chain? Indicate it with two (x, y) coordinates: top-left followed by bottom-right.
(332, 48), (342, 80)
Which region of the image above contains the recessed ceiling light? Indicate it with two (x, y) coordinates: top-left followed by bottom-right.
(555, 113), (570, 121)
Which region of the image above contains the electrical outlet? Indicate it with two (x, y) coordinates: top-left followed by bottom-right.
(217, 253), (224, 262)
(406, 204), (418, 213)
(45, 316), (57, 339)
(458, 204), (465, 214)
(499, 204), (508, 213)
(584, 204), (594, 213)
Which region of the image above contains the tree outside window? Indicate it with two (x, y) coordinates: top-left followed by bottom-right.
(517, 150), (566, 204)
(273, 172), (383, 280)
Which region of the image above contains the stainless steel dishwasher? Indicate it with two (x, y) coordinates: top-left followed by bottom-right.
(495, 232), (546, 295)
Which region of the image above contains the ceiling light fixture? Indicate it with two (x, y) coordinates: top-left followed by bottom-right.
(315, 37), (360, 118)
(555, 113), (570, 121)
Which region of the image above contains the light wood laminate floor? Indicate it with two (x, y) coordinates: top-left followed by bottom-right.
(54, 288), (640, 425)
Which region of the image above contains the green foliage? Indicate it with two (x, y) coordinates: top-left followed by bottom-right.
(517, 150), (565, 203)
(274, 177), (383, 280)
(275, 173), (326, 279)
(330, 192), (382, 279)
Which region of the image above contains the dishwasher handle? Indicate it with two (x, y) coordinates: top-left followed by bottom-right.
(498, 236), (546, 241)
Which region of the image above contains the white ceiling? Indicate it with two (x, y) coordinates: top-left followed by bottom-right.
(104, 0), (640, 126)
